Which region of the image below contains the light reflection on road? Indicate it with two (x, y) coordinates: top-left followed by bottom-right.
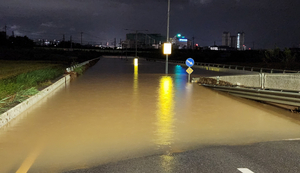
(155, 76), (175, 147)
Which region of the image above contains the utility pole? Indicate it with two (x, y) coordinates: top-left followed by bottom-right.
(114, 38), (116, 48)
(4, 25), (7, 36)
(70, 35), (72, 49)
(81, 32), (83, 46)
(192, 36), (195, 49)
(135, 31), (138, 57)
(62, 34), (65, 48)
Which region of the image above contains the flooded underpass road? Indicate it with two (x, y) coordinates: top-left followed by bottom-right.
(1, 56), (300, 173)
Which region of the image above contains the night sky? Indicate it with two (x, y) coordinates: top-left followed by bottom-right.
(1, 0), (299, 49)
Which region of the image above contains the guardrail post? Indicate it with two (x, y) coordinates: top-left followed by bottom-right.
(243, 67), (245, 71)
(251, 67), (253, 71)
(260, 68), (263, 73)
(260, 73), (263, 89)
(271, 69), (273, 73)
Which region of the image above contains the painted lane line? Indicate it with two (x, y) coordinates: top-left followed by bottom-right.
(237, 168), (254, 173)
(283, 138), (300, 141)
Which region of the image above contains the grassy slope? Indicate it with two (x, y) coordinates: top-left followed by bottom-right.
(0, 65), (65, 114)
(0, 49), (102, 114)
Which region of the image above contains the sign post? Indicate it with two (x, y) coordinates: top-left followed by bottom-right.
(185, 58), (194, 82)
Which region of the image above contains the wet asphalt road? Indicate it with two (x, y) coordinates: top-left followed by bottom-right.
(63, 140), (300, 173)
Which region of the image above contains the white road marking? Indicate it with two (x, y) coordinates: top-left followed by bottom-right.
(283, 138), (300, 141)
(237, 168), (254, 173)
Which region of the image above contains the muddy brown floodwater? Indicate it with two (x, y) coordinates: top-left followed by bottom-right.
(1, 56), (300, 173)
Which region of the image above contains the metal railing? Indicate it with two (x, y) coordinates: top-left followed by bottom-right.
(150, 58), (300, 74)
(201, 84), (300, 110)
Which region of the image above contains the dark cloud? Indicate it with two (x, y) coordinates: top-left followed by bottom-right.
(0, 0), (299, 48)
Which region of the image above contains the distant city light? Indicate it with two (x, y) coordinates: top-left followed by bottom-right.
(177, 34), (181, 37)
(179, 39), (187, 42)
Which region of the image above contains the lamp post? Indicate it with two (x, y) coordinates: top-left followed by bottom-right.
(166, 0), (170, 74)
(135, 30), (138, 57)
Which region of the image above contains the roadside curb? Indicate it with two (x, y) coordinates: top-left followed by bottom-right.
(0, 75), (71, 129)
(0, 57), (100, 129)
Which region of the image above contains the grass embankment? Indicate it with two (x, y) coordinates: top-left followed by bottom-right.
(0, 61), (65, 114)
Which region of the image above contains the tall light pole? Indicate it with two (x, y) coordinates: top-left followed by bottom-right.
(166, 0), (170, 74)
(135, 30), (138, 57)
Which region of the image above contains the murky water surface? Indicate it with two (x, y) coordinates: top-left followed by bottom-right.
(1, 57), (300, 172)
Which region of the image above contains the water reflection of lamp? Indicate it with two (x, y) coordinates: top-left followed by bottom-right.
(155, 76), (175, 172)
(155, 76), (174, 146)
(133, 58), (138, 94)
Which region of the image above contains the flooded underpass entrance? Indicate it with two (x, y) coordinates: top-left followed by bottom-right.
(1, 56), (300, 172)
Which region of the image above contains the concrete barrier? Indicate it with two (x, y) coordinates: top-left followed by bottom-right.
(203, 73), (300, 92)
(0, 75), (71, 129)
(264, 73), (300, 91)
(208, 74), (262, 88)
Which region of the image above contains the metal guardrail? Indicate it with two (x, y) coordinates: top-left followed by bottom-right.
(66, 57), (100, 72)
(151, 58), (300, 74)
(201, 84), (300, 110)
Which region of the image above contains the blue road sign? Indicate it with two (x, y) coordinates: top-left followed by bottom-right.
(186, 58), (194, 67)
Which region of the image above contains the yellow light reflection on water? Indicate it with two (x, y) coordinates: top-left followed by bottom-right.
(133, 59), (138, 93)
(156, 76), (175, 172)
(155, 76), (175, 146)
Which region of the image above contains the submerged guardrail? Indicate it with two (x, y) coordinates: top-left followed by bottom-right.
(150, 58), (300, 74)
(202, 84), (300, 111)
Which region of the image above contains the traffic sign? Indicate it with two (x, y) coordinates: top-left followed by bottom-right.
(186, 58), (194, 67)
(186, 67), (193, 74)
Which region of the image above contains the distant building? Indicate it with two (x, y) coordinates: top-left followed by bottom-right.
(222, 31), (245, 50)
(230, 36), (237, 48)
(222, 32), (231, 46)
(170, 34), (192, 49)
(124, 33), (165, 49)
(237, 32), (245, 50)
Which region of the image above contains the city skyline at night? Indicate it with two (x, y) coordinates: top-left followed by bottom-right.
(0, 0), (299, 49)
